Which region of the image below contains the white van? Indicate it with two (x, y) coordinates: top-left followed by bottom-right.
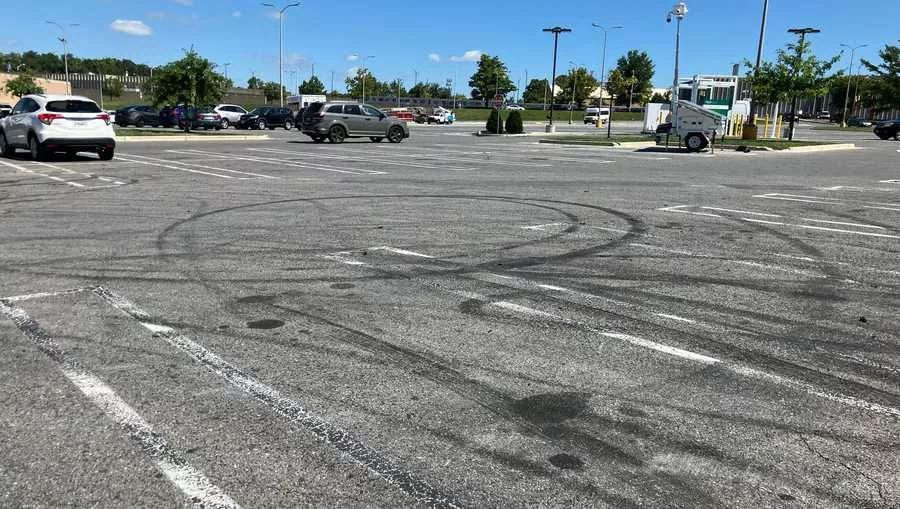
(584, 107), (610, 125)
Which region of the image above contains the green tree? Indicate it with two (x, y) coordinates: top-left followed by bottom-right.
(554, 67), (599, 106)
(505, 110), (524, 134)
(3, 73), (44, 97)
(0, 51), (151, 76)
(743, 39), (840, 108)
(649, 90), (671, 103)
(345, 68), (378, 99)
(860, 41), (900, 111)
(380, 78), (406, 98)
(605, 69), (635, 106)
(247, 76), (264, 89)
(468, 54), (515, 104)
(261, 81), (287, 102)
(148, 49), (229, 106)
(104, 77), (124, 99)
(485, 109), (504, 134)
(522, 78), (550, 104)
(609, 50), (655, 105)
(298, 75), (326, 94)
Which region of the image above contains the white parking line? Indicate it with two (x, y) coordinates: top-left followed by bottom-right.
(116, 156), (237, 179)
(119, 153), (279, 179)
(701, 206), (781, 217)
(175, 149), (370, 175)
(92, 287), (462, 509)
(520, 222), (568, 231)
(742, 218), (899, 239)
(0, 300), (240, 508)
(799, 218), (885, 230)
(370, 246), (435, 258)
(657, 205), (723, 218)
(0, 287), (94, 302)
(0, 159), (87, 188)
(253, 147), (464, 172)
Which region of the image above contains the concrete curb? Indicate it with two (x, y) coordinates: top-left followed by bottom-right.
(115, 135), (271, 143)
(783, 143), (857, 153)
(538, 139), (657, 148)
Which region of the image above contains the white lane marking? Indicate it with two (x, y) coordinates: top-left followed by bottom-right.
(630, 243), (705, 257)
(253, 147), (459, 172)
(799, 218), (885, 230)
(742, 218), (899, 239)
(521, 222), (567, 231)
(753, 193), (842, 205)
(92, 288), (462, 509)
(320, 253), (368, 266)
(655, 313), (697, 324)
(881, 179), (900, 183)
(320, 253), (900, 417)
(371, 246), (435, 258)
(0, 301), (240, 509)
(115, 156), (237, 179)
(175, 149), (367, 175)
(0, 287), (93, 302)
(537, 284), (568, 292)
(119, 153), (279, 179)
(657, 205), (722, 218)
(701, 206), (782, 217)
(865, 205), (900, 212)
(0, 159), (88, 188)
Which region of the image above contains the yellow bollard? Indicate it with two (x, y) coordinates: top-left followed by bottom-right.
(775, 115), (783, 139)
(762, 116), (769, 139)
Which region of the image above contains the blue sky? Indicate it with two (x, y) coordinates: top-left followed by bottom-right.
(2, 0), (898, 93)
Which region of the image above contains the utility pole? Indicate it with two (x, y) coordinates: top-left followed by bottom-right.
(592, 24), (623, 138)
(840, 43), (867, 127)
(786, 27), (821, 140)
(46, 21), (79, 95)
(330, 70), (335, 95)
(262, 2), (300, 107)
(568, 61), (579, 124)
(542, 26), (572, 132)
(747, 0), (769, 126)
(667, 3), (688, 137)
(222, 62), (231, 79)
(353, 54), (375, 103)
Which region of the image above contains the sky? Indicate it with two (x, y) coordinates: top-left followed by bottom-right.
(2, 0), (898, 94)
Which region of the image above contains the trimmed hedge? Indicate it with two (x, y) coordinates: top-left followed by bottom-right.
(485, 109), (504, 134)
(505, 110), (524, 134)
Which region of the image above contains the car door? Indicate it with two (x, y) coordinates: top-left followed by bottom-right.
(8, 99), (35, 145)
(361, 105), (387, 135)
(140, 106), (160, 125)
(341, 104), (366, 134)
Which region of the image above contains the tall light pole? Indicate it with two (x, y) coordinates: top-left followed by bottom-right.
(222, 62), (231, 80)
(840, 43), (867, 127)
(747, 0), (769, 126)
(542, 26), (572, 131)
(262, 2), (300, 107)
(568, 61), (581, 124)
(591, 24), (623, 109)
(786, 27), (821, 140)
(46, 21), (79, 95)
(351, 54), (376, 103)
(667, 3), (688, 132)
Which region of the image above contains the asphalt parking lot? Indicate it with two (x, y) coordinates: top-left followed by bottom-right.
(1, 126), (899, 508)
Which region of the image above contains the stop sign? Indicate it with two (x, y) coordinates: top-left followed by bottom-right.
(493, 94), (504, 108)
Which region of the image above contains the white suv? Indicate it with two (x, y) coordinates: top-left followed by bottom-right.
(0, 94), (116, 161)
(213, 104), (248, 129)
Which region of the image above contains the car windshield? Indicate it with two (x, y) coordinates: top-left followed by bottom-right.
(46, 100), (102, 113)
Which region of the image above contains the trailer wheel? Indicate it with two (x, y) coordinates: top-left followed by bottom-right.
(684, 133), (708, 152)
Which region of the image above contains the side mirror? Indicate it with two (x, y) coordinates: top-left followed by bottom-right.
(379, 113), (386, 120)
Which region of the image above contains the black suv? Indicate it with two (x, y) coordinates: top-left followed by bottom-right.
(874, 120), (900, 141)
(115, 105), (160, 127)
(237, 107), (294, 130)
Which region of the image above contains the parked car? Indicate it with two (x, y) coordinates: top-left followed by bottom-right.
(114, 105), (160, 127)
(236, 107), (294, 130)
(847, 117), (873, 128)
(816, 111), (831, 120)
(0, 94), (115, 160)
(0, 103), (12, 118)
(213, 104), (248, 129)
(157, 106), (184, 128)
(180, 107), (223, 131)
(505, 104), (525, 111)
(300, 102), (410, 144)
(584, 107), (610, 125)
(783, 112), (801, 123)
(873, 120), (900, 140)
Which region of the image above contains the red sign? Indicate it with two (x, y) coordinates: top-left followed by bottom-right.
(493, 94), (504, 108)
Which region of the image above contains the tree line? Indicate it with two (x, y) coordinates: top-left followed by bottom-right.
(1, 51), (153, 76)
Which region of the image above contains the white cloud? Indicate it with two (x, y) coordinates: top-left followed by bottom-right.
(232, 11), (242, 18)
(346, 54), (359, 62)
(110, 20), (153, 37)
(450, 50), (483, 62)
(172, 0), (193, 5)
(345, 67), (360, 77)
(428, 53), (441, 62)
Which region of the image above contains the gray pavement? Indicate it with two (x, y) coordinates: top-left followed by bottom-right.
(1, 125), (899, 508)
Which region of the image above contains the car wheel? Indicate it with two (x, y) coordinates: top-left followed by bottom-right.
(135, 118), (145, 128)
(684, 133), (708, 152)
(328, 125), (347, 144)
(221, 119), (230, 129)
(894, 132), (900, 141)
(370, 137), (384, 143)
(284, 120), (293, 130)
(387, 125), (404, 143)
(0, 132), (14, 157)
(257, 120), (266, 130)
(98, 147), (114, 161)
(29, 135), (47, 161)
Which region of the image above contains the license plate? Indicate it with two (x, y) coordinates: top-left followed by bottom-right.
(72, 121), (88, 127)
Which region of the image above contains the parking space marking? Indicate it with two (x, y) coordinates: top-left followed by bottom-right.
(323, 249), (900, 418)
(741, 218), (899, 239)
(172, 149), (372, 175)
(880, 180), (900, 184)
(250, 147), (466, 172)
(520, 222), (569, 231)
(0, 300), (240, 509)
(116, 156), (238, 179)
(700, 206), (781, 217)
(371, 246), (435, 258)
(657, 205), (723, 218)
(118, 153), (279, 179)
(0, 159), (87, 188)
(0, 287), (94, 302)
(756, 193), (900, 212)
(32, 161), (127, 186)
(92, 287), (462, 509)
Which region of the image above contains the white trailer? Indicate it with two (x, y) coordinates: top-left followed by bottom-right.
(660, 100), (726, 152)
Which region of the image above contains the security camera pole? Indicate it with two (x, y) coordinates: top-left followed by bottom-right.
(667, 3), (688, 137)
(786, 27), (821, 140)
(542, 26), (572, 133)
(46, 21), (79, 95)
(262, 2), (301, 108)
(839, 43), (867, 127)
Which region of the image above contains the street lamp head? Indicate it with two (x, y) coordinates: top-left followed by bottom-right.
(542, 27), (572, 34)
(669, 2), (688, 20)
(788, 27), (821, 35)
